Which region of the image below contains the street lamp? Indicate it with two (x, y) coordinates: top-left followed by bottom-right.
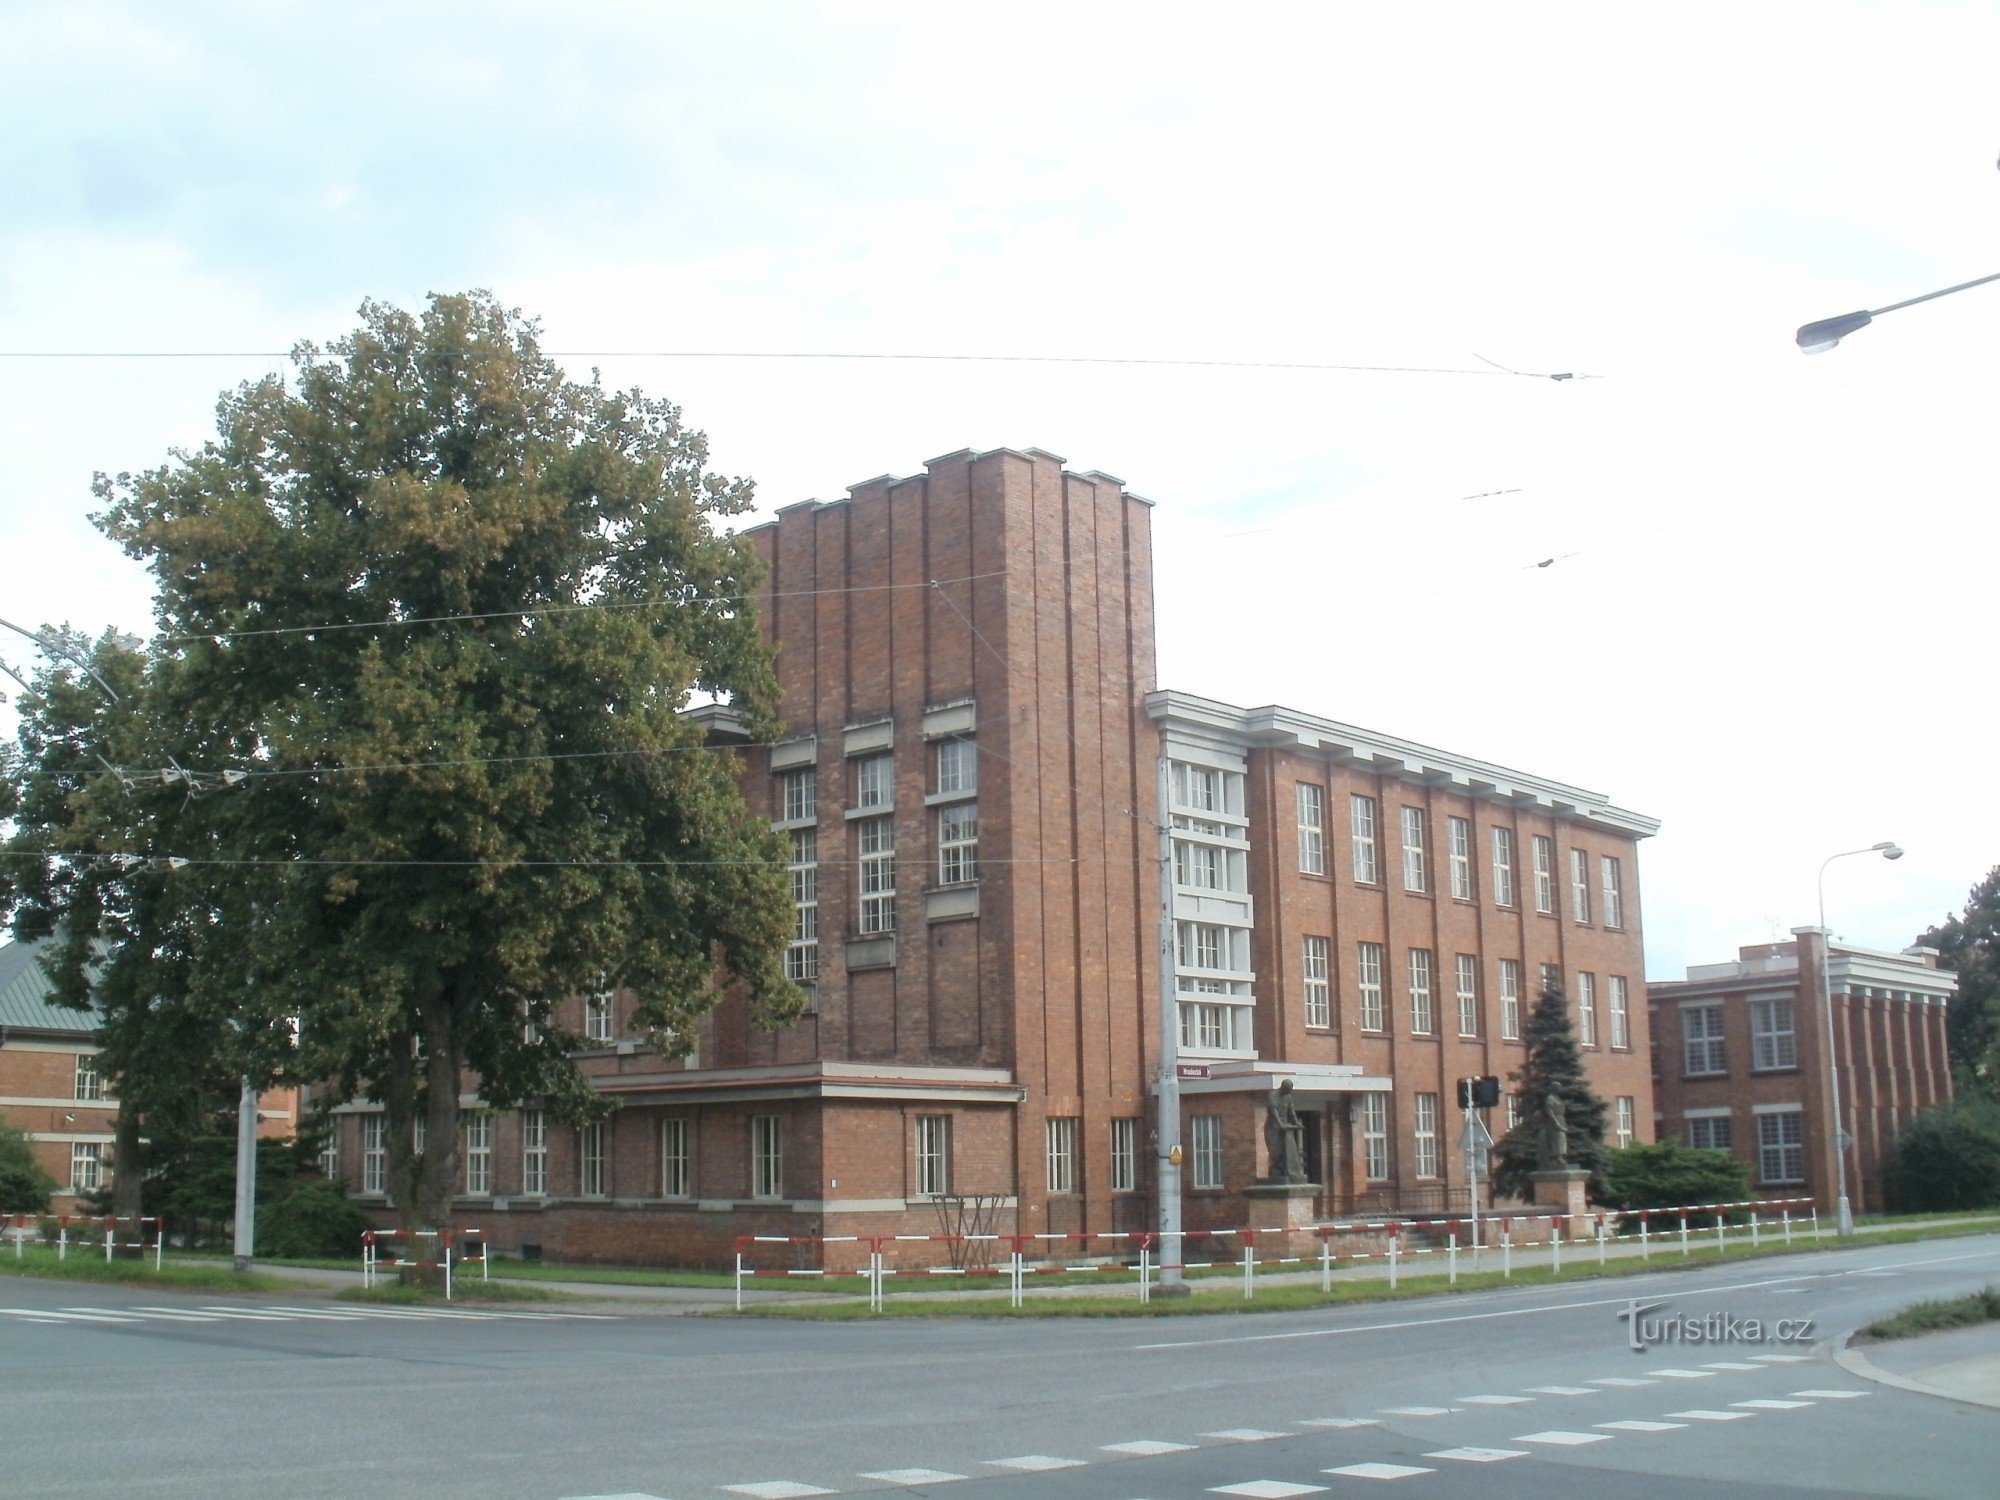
(1796, 270), (2000, 352)
(1817, 841), (1903, 1236)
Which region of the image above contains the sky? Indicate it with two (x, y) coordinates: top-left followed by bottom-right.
(2, 0), (1996, 980)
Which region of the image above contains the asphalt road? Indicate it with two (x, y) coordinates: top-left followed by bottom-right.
(3, 1234), (1998, 1500)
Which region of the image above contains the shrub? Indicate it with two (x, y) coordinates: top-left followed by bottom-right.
(1598, 1138), (1752, 1222)
(256, 1179), (371, 1259)
(0, 1123), (56, 1215)
(1892, 1100), (2000, 1212)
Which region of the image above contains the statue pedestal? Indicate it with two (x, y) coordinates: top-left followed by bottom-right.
(1528, 1168), (1590, 1230)
(1244, 1182), (1322, 1240)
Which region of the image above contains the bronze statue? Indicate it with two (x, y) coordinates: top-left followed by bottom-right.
(1264, 1078), (1307, 1184)
(1535, 1094), (1571, 1170)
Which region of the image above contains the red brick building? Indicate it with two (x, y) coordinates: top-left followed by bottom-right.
(329, 448), (1658, 1263)
(0, 940), (114, 1215)
(1649, 933), (1954, 1214)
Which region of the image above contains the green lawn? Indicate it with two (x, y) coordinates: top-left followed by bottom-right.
(0, 1246), (297, 1293)
(1857, 1285), (2000, 1343)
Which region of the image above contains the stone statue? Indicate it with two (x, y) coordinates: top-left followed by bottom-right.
(1535, 1094), (1571, 1170)
(1264, 1078), (1307, 1184)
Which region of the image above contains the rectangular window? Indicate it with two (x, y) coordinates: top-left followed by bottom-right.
(1540, 961), (1561, 999)
(858, 815), (896, 933)
(1601, 855), (1624, 928)
(1491, 827), (1517, 907)
(1577, 971), (1598, 1048)
(1533, 835), (1555, 913)
(1455, 954), (1480, 1037)
(914, 1115), (952, 1197)
(1175, 840), (1223, 890)
(584, 991), (613, 1043)
(1110, 1117), (1138, 1193)
(1303, 935), (1332, 1028)
(1413, 1093), (1439, 1178)
(1683, 1005), (1727, 1075)
(1614, 1097), (1635, 1150)
(1045, 1116), (1078, 1194)
(1179, 922), (1226, 970)
(937, 801), (978, 885)
(1751, 998), (1798, 1071)
(855, 753), (893, 810)
(70, 1142), (102, 1193)
(74, 1055), (103, 1102)
(661, 1117), (691, 1198)
(1505, 1093), (1522, 1131)
(521, 1108), (546, 1195)
(1570, 847), (1591, 922)
(787, 827), (819, 982)
(463, 1113), (491, 1195)
(1297, 783), (1325, 875)
(1400, 806), (1428, 892)
(1361, 1095), (1390, 1180)
(1408, 948), (1435, 1034)
(1757, 1110), (1805, 1184)
(1177, 763), (1220, 811)
(1351, 795), (1379, 883)
(751, 1115), (784, 1199)
(1358, 942), (1385, 1031)
(1609, 975), (1631, 1049)
(412, 1114), (425, 1158)
(1191, 1114), (1225, 1189)
(780, 765), (817, 822)
(1448, 816), (1473, 900)
(362, 1116), (386, 1194)
(319, 1126), (339, 1183)
(1499, 959), (1522, 1040)
(934, 737), (976, 796)
(1686, 1115), (1733, 1152)
(579, 1121), (607, 1196)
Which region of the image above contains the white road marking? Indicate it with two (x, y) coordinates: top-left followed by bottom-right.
(724, 1484), (837, 1498)
(1102, 1439), (1193, 1455)
(1792, 1389), (1869, 1399)
(1750, 1354), (1814, 1363)
(1425, 1447), (1529, 1462)
(1379, 1405), (1456, 1416)
(1667, 1409), (1755, 1421)
(120, 1307), (229, 1322)
(1457, 1394), (1533, 1405)
(1211, 1483), (1327, 1498)
(1527, 1385), (1598, 1395)
(52, 1309), (148, 1322)
(1702, 1361), (1762, 1370)
(1323, 1462), (1434, 1479)
(1298, 1418), (1379, 1429)
(1733, 1398), (1813, 1410)
(985, 1456), (1085, 1471)
(1513, 1430), (1612, 1446)
(1598, 1420), (1687, 1432)
(1647, 1368), (1716, 1379)
(1588, 1377), (1657, 1387)
(557, 1493), (667, 1499)
(858, 1470), (968, 1485)
(1203, 1428), (1291, 1442)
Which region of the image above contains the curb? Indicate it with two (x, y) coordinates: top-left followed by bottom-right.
(1833, 1329), (2000, 1412)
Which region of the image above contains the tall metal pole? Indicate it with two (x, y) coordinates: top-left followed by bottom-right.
(1154, 756), (1185, 1291)
(232, 1076), (258, 1272)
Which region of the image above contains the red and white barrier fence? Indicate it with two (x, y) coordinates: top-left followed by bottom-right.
(4, 1213), (165, 1268)
(360, 1227), (489, 1299)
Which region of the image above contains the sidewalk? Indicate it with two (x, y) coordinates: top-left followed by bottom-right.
(1837, 1321), (2000, 1411)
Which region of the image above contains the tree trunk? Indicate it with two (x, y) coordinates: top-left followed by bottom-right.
(111, 1102), (144, 1221)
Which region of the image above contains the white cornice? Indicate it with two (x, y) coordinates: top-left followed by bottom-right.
(1146, 691), (1659, 838)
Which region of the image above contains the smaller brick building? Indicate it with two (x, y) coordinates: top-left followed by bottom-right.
(0, 940), (116, 1213)
(1648, 931), (1954, 1214)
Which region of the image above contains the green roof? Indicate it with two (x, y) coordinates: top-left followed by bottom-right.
(0, 940), (97, 1035)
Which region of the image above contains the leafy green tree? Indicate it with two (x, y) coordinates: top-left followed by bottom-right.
(258, 1178), (371, 1259)
(1491, 977), (1612, 1200)
(1918, 867), (2000, 1100)
(1891, 1099), (2000, 1212)
(1598, 1138), (1751, 1218)
(0, 1121), (57, 1214)
(77, 291), (799, 1232)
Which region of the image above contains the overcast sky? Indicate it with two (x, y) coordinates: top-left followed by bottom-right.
(3, 0), (1996, 979)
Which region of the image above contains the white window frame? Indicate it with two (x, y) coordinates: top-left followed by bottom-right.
(70, 1142), (103, 1193)
(1303, 935), (1331, 1028)
(780, 765), (817, 823)
(751, 1115), (784, 1199)
(1505, 1093), (1523, 1131)
(319, 1125), (339, 1182)
(855, 752), (893, 810)
(1750, 998), (1798, 1071)
(1400, 805), (1428, 893)
(1110, 1117), (1138, 1193)
(1448, 815), (1473, 900)
(1361, 1095), (1390, 1181)
(858, 815), (896, 934)
(934, 737), (976, 796)
(1455, 954), (1479, 1037)
(1297, 783), (1325, 875)
(1491, 826), (1516, 907)
(1683, 1004), (1727, 1076)
(1614, 1096), (1635, 1149)
(1191, 1114), (1224, 1189)
(915, 1114), (951, 1197)
(583, 991), (614, 1043)
(1499, 958), (1522, 1040)
(1358, 941), (1385, 1031)
(1609, 975), (1631, 1049)
(521, 1108), (547, 1196)
(1757, 1109), (1805, 1185)
(1408, 947), (1435, 1035)
(362, 1115), (386, 1195)
(787, 827), (819, 982)
(1577, 971), (1598, 1048)
(661, 1116), (691, 1198)
(74, 1055), (103, 1102)
(1045, 1116), (1078, 1194)
(1413, 1093), (1439, 1178)
(937, 801), (978, 886)
(463, 1113), (491, 1195)
(1601, 854), (1624, 928)
(1351, 794), (1379, 883)
(1532, 835), (1555, 913)
(1569, 846), (1591, 923)
(579, 1121), (607, 1196)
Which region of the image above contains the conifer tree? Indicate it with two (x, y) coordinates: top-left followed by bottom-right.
(1491, 976), (1611, 1200)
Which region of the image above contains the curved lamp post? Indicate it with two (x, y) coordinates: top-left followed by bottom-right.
(1817, 841), (1903, 1235)
(1797, 270), (2000, 352)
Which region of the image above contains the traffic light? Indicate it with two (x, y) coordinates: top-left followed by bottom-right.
(1458, 1075), (1501, 1109)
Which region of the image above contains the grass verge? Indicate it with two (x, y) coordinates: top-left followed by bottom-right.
(336, 1277), (563, 1304)
(1856, 1285), (2000, 1343)
(0, 1247), (296, 1293)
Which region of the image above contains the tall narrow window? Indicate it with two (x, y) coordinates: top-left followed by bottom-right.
(74, 1056), (103, 1101)
(1499, 959), (1522, 1040)
(1358, 942), (1386, 1031)
(579, 1121), (607, 1196)
(1757, 1110), (1804, 1184)
(1455, 954), (1479, 1037)
(1351, 795), (1379, 883)
(1045, 1117), (1078, 1194)
(1532, 835), (1555, 913)
(362, 1115), (387, 1194)
(584, 991), (613, 1043)
(463, 1113), (491, 1195)
(1110, 1117), (1138, 1193)
(1302, 935), (1332, 1027)
(1569, 847), (1591, 922)
(1683, 1005), (1727, 1075)
(751, 1115), (784, 1199)
(1408, 948), (1435, 1034)
(1413, 1093), (1439, 1178)
(934, 737), (976, 795)
(521, 1108), (546, 1195)
(319, 1126), (339, 1183)
(1361, 1095), (1390, 1180)
(780, 765), (817, 822)
(1539, 961), (1561, 998)
(937, 802), (978, 885)
(1505, 1093), (1523, 1132)
(413, 1115), (426, 1157)
(915, 1115), (952, 1197)
(858, 816), (896, 933)
(1400, 806), (1428, 892)
(1297, 783), (1325, 875)
(855, 753), (893, 810)
(71, 1143), (103, 1192)
(1177, 763), (1220, 811)
(787, 827), (819, 982)
(1577, 971), (1598, 1047)
(1447, 816), (1473, 900)
(1609, 975), (1631, 1049)
(1614, 1097), (1635, 1149)
(1750, 999), (1798, 1071)
(1191, 1114), (1225, 1189)
(1601, 855), (1624, 928)
(661, 1117), (690, 1198)
(1491, 827), (1517, 907)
